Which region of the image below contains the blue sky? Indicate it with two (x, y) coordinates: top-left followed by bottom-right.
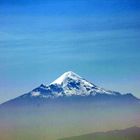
(0, 0), (140, 103)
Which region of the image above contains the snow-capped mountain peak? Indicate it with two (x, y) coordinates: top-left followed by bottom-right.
(27, 71), (121, 98)
(51, 71), (82, 85)
(49, 71), (99, 96)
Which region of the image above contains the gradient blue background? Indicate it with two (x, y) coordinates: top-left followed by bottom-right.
(0, 0), (140, 103)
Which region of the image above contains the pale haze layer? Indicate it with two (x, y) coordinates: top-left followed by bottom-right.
(0, 0), (140, 103)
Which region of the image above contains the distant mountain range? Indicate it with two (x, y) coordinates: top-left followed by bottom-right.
(59, 126), (140, 140)
(1, 71), (139, 107)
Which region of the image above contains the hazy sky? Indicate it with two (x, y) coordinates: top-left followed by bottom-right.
(0, 0), (140, 103)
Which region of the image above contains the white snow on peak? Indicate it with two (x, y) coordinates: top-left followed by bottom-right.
(31, 91), (41, 97)
(29, 71), (121, 99)
(51, 71), (82, 85)
(50, 71), (98, 96)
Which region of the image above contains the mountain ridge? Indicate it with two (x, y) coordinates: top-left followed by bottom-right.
(59, 126), (140, 140)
